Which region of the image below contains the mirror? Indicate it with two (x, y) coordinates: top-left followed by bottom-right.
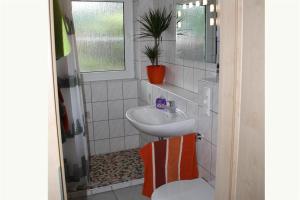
(175, 0), (218, 69)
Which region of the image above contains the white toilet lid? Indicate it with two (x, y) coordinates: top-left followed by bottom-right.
(151, 178), (214, 200)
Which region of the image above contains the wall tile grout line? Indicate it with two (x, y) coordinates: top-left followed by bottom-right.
(106, 80), (112, 153)
(121, 80), (126, 149)
(88, 82), (95, 155)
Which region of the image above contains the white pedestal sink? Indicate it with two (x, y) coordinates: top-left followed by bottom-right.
(125, 105), (195, 138)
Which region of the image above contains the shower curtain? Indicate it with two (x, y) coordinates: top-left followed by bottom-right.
(54, 0), (89, 191)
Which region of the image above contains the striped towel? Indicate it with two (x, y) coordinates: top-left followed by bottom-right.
(140, 133), (199, 197)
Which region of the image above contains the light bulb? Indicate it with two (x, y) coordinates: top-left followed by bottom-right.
(183, 4), (187, 9)
(210, 4), (215, 12)
(203, 0), (208, 6)
(210, 18), (215, 26)
(178, 10), (182, 17)
(178, 22), (182, 28)
(189, 2), (193, 8)
(196, 1), (200, 7)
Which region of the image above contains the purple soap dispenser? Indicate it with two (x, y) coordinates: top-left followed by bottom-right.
(155, 95), (167, 109)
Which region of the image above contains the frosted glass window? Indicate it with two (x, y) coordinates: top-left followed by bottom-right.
(72, 1), (125, 72)
(176, 4), (206, 64)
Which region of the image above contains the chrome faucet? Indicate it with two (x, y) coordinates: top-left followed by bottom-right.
(161, 100), (176, 113)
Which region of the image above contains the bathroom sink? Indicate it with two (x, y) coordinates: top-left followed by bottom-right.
(125, 105), (195, 137)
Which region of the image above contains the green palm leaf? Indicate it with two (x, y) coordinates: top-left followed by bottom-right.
(138, 8), (173, 65)
(143, 45), (161, 66)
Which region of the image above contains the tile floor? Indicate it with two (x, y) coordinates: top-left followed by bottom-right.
(70, 184), (149, 200)
(88, 148), (144, 189)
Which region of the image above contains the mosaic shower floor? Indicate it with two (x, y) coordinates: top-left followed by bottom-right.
(88, 148), (144, 189)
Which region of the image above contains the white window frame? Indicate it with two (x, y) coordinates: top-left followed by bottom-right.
(73, 0), (134, 81)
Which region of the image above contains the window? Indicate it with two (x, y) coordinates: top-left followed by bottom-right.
(72, 0), (134, 81)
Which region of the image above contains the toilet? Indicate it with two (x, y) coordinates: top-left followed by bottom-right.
(151, 178), (214, 200)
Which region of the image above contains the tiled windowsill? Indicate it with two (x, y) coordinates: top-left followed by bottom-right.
(141, 80), (200, 104)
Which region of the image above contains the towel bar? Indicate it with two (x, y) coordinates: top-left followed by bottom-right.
(158, 133), (203, 141)
(197, 133), (203, 140)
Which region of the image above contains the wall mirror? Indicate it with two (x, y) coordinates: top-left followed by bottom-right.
(175, 0), (219, 71)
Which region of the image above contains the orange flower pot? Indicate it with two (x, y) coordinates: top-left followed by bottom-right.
(146, 65), (165, 84)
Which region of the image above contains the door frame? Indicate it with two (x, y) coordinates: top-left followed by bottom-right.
(214, 0), (243, 199)
(48, 0), (68, 199)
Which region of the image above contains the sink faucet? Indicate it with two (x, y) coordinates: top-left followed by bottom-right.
(161, 100), (176, 113)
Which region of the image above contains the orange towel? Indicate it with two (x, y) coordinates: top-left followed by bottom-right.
(140, 133), (199, 197)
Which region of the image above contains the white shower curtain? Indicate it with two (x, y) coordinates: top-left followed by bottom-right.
(55, 0), (89, 191)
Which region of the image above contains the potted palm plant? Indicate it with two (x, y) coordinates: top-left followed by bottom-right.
(138, 8), (173, 84)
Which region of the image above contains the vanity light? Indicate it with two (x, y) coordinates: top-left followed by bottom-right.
(189, 2), (193, 8)
(210, 18), (215, 26)
(178, 10), (182, 17)
(183, 4), (187, 9)
(178, 22), (182, 28)
(210, 4), (215, 12)
(203, 0), (208, 6)
(196, 1), (200, 7)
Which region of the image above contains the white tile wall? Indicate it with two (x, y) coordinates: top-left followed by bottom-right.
(198, 81), (214, 107)
(89, 141), (95, 156)
(211, 145), (217, 177)
(109, 119), (124, 138)
(108, 80), (123, 100)
(124, 119), (139, 136)
(133, 0), (155, 80)
(94, 121), (109, 140)
(82, 79), (141, 155)
(187, 101), (199, 132)
(199, 165), (211, 183)
(211, 112), (218, 146)
(123, 80), (138, 99)
(87, 122), (94, 141)
(209, 176), (216, 188)
(138, 80), (149, 102)
(85, 103), (93, 123)
(198, 139), (212, 172)
(194, 61), (206, 70)
(205, 71), (218, 82)
(95, 139), (110, 154)
(83, 83), (92, 103)
(108, 100), (124, 119)
(125, 135), (140, 150)
(212, 84), (219, 113)
(91, 81), (107, 102)
(173, 65), (184, 87)
(186, 101), (198, 118)
(93, 102), (108, 121)
(193, 69), (205, 93)
(124, 99), (138, 115)
(165, 64), (175, 84)
(110, 137), (125, 152)
(198, 106), (213, 142)
(183, 67), (194, 91)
